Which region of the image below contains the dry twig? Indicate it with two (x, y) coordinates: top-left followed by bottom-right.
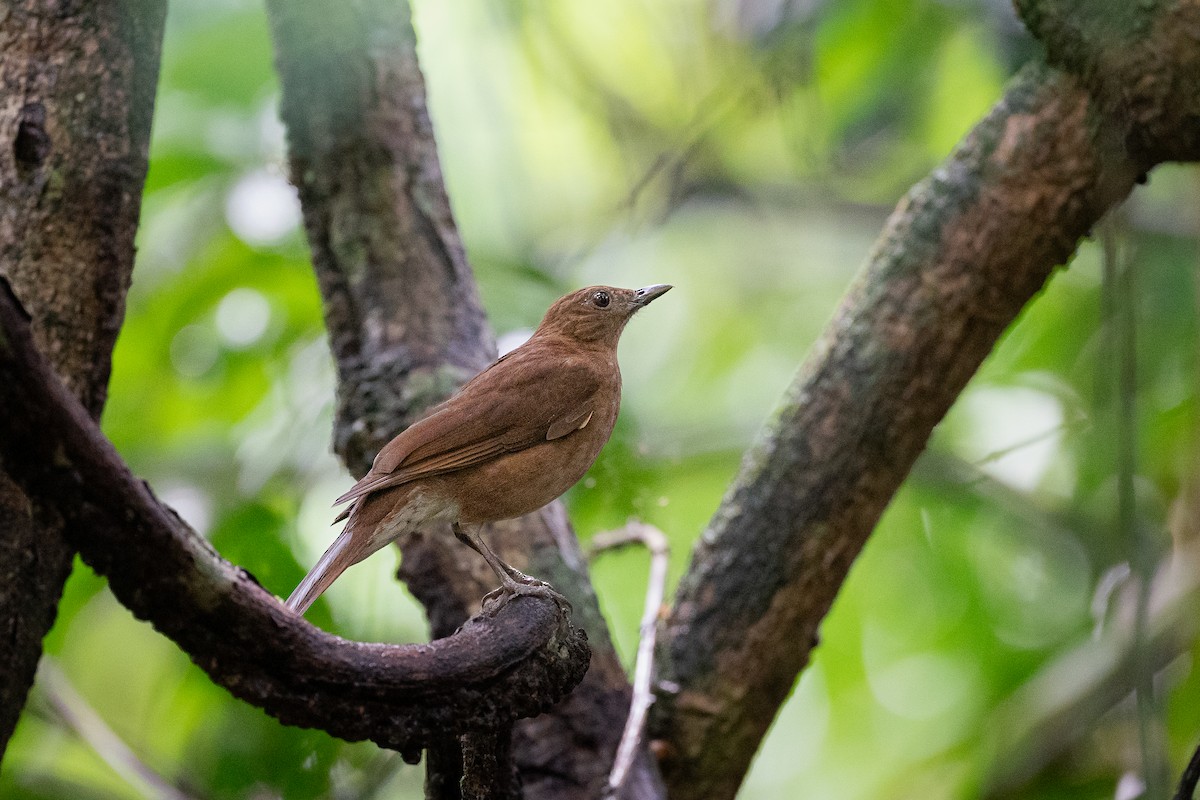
(590, 523), (670, 799)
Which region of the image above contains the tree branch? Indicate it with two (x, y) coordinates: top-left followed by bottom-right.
(1174, 739), (1200, 800)
(658, 0), (1200, 786)
(1014, 0), (1200, 165)
(0, 0), (166, 756)
(461, 728), (520, 800)
(655, 57), (1147, 800)
(264, 0), (493, 470)
(0, 279), (589, 756)
(265, 2), (664, 796)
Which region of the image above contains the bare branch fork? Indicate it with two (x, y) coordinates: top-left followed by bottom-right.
(0, 279), (589, 758)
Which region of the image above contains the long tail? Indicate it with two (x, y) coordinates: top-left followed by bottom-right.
(286, 528), (365, 615)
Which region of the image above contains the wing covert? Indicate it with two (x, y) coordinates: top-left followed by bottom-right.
(333, 348), (603, 508)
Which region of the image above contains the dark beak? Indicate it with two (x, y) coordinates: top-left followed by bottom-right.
(633, 284), (672, 307)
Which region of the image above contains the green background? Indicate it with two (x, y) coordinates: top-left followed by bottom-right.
(4, 1), (1200, 798)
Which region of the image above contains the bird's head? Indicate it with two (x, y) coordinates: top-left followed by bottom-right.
(537, 284), (672, 345)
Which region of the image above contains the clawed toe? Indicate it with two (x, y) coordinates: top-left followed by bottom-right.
(481, 577), (572, 614)
(512, 580), (571, 609)
(481, 585), (507, 608)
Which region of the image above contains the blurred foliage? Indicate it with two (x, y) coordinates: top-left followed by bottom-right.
(3, 0), (1200, 798)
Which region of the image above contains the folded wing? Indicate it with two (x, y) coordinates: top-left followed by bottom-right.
(334, 348), (602, 510)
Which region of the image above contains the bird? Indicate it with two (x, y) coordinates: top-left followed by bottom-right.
(286, 283), (672, 615)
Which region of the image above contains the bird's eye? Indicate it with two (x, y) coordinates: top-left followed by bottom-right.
(592, 291), (610, 308)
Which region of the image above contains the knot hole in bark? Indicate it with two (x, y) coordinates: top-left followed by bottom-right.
(14, 103), (51, 170)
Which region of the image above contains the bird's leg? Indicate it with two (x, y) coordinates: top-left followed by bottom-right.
(452, 523), (523, 581)
(452, 522), (571, 610)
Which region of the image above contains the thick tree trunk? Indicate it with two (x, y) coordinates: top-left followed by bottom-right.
(0, 0), (166, 757)
(265, 2), (664, 796)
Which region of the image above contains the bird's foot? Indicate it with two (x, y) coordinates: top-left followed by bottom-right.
(481, 574), (572, 615)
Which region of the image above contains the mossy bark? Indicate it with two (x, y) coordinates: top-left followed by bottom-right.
(0, 0), (166, 757)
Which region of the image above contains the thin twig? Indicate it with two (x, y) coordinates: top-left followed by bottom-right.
(37, 658), (198, 800)
(1104, 215), (1168, 797)
(590, 522), (670, 800)
(970, 412), (1088, 470)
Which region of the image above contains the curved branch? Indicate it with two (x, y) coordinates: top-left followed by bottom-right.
(655, 59), (1145, 800)
(0, 280), (589, 755)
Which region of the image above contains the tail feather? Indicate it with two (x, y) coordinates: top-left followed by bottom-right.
(286, 529), (364, 615)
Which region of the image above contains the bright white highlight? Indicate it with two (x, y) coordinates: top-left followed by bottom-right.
(225, 169), (301, 246)
(216, 288), (271, 348)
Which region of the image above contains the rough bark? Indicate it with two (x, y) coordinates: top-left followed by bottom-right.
(460, 728), (520, 800)
(1015, 0), (1200, 165)
(264, 2), (663, 797)
(0, 0), (166, 757)
(263, 0), (492, 465)
(653, 0), (1200, 793)
(0, 280), (590, 755)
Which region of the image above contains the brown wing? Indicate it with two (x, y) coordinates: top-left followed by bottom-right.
(333, 346), (603, 508)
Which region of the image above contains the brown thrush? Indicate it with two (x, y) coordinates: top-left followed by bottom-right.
(286, 284), (672, 614)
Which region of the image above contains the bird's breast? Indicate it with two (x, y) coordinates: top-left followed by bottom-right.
(450, 397), (619, 524)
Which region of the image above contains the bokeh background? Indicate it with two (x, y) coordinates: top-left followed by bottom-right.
(5, 0), (1200, 798)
